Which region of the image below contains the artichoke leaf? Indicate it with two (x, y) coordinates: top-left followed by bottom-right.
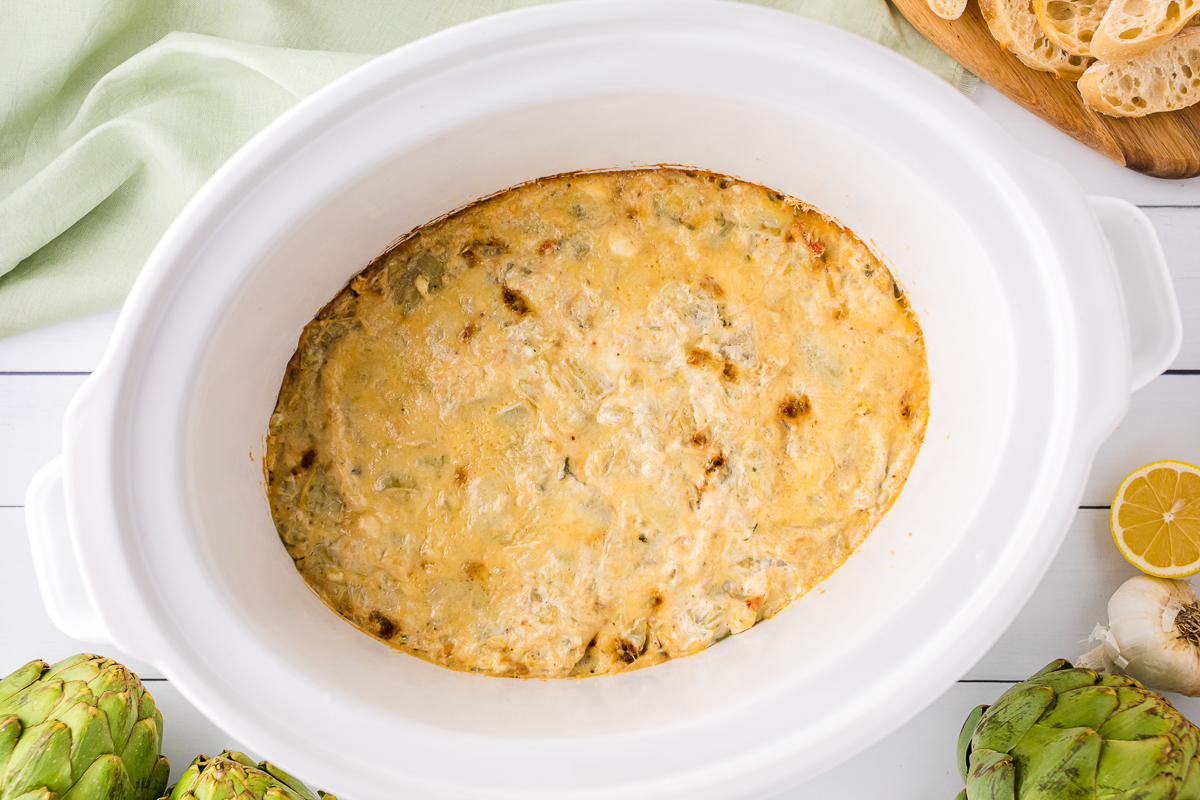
(185, 768), (234, 800)
(98, 691), (137, 754)
(0, 716), (22, 773)
(58, 702), (116, 783)
(59, 753), (134, 800)
(954, 792), (966, 800)
(136, 696), (154, 728)
(1031, 659), (1074, 678)
(87, 665), (130, 694)
(1026, 668), (1099, 695)
(49, 655), (100, 684)
(242, 766), (285, 798)
(1176, 751), (1200, 798)
(975, 686), (1055, 754)
(146, 758), (169, 800)
(2, 682), (64, 727)
(1038, 686), (1119, 730)
(958, 705), (987, 781)
(1101, 695), (1190, 741)
(1097, 737), (1184, 791)
(1178, 725), (1200, 767)
(217, 767), (253, 799)
(117, 717), (163, 793)
(163, 759), (203, 800)
(259, 763), (321, 800)
(1112, 687), (1163, 716)
(55, 682), (91, 711)
(7, 789), (56, 800)
(1, 721), (72, 798)
(0, 664), (47, 705)
(1098, 674), (1140, 689)
(965, 748), (1016, 800)
(1096, 772), (1179, 800)
(1009, 724), (1102, 800)
(218, 752), (259, 770)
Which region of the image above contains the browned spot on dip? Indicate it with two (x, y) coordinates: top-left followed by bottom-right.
(779, 394), (812, 420)
(368, 610), (397, 640)
(700, 275), (724, 297)
(461, 237), (506, 265)
(501, 286), (532, 316)
(685, 347), (713, 367)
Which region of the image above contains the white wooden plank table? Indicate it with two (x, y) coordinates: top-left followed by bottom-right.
(3, 81), (1199, 799)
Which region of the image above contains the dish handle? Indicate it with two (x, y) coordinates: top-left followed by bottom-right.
(1089, 196), (1182, 391)
(25, 456), (112, 644)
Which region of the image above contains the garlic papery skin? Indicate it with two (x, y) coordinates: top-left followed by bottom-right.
(1078, 575), (1200, 696)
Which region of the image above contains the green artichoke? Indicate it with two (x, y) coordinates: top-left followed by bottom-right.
(162, 752), (335, 800)
(956, 658), (1200, 800)
(0, 654), (169, 800)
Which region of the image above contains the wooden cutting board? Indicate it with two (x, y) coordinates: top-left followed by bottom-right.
(892, 0), (1200, 179)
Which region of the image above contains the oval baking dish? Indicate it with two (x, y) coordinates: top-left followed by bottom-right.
(24, 2), (1182, 799)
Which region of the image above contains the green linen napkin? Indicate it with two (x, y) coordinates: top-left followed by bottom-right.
(0, 0), (973, 338)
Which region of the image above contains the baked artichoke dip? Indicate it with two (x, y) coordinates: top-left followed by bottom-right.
(266, 169), (929, 678)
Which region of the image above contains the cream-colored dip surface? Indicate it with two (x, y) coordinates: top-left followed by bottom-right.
(266, 169), (928, 678)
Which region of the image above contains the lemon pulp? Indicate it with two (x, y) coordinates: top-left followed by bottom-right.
(1112, 460), (1200, 578)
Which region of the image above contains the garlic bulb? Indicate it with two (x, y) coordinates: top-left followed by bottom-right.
(1077, 575), (1200, 696)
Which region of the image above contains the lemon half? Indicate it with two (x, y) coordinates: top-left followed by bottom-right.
(1111, 460), (1200, 578)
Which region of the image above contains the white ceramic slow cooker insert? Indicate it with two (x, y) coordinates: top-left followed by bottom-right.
(26, 2), (1183, 798)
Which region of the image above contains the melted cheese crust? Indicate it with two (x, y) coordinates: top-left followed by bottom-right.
(267, 169), (928, 678)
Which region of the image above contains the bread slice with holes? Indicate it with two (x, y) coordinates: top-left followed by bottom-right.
(1079, 28), (1200, 114)
(980, 0), (1095, 79)
(1092, 0), (1200, 60)
(1033, 0), (1111, 56)
(925, 0), (968, 19)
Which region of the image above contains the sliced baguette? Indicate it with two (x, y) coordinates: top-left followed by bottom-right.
(1091, 0), (1200, 60)
(1033, 0), (1111, 56)
(1079, 28), (1200, 115)
(926, 0), (968, 19)
(980, 0), (1095, 79)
